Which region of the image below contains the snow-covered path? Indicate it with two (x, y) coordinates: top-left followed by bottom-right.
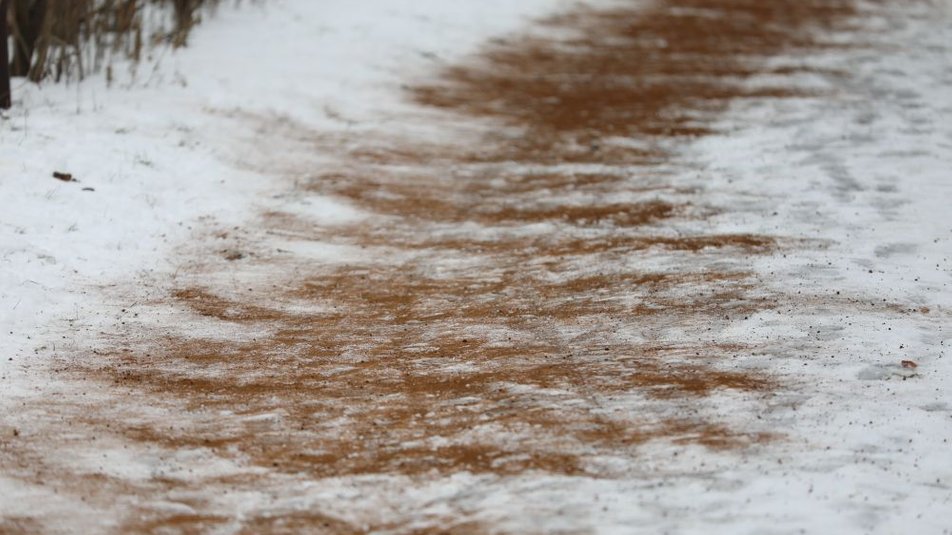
(2, 0), (951, 533)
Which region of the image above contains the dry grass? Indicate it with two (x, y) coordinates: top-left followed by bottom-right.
(6, 0), (230, 82)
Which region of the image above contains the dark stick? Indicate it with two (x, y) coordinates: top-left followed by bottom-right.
(0, 0), (11, 109)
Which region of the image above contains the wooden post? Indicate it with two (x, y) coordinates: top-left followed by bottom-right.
(1, 0), (11, 109)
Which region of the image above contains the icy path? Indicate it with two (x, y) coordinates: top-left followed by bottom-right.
(2, 0), (952, 533)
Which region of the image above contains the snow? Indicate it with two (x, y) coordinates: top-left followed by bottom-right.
(686, 2), (952, 528)
(2, 0), (952, 533)
(0, 0), (574, 393)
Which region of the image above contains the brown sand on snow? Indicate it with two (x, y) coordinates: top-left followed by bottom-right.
(1, 0), (866, 532)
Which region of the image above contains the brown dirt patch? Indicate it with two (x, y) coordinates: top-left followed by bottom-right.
(143, 0), (850, 488)
(94, 0), (854, 486)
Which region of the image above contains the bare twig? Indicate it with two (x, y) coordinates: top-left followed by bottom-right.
(1, 0), (12, 109)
